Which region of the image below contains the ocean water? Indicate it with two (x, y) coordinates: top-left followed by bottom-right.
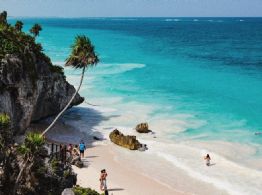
(9, 17), (262, 194)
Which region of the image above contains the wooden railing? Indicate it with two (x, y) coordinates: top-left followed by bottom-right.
(45, 140), (68, 163)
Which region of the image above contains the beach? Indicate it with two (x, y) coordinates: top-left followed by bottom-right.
(41, 119), (227, 195)
(22, 17), (262, 195)
(34, 100), (262, 195)
(73, 144), (183, 195)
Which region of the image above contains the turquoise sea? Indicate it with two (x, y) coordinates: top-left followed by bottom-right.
(13, 17), (262, 143)
(9, 17), (262, 194)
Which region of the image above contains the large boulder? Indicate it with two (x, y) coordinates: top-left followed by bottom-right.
(135, 123), (151, 133)
(109, 129), (142, 150)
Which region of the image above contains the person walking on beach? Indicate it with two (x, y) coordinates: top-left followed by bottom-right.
(79, 140), (86, 158)
(100, 169), (108, 194)
(204, 154), (211, 166)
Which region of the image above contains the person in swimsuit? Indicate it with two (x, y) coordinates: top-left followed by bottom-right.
(71, 145), (81, 164)
(100, 169), (108, 192)
(204, 154), (211, 166)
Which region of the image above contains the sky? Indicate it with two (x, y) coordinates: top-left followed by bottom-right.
(0, 0), (262, 17)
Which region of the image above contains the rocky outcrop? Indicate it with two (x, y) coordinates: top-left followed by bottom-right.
(109, 129), (142, 150)
(135, 123), (151, 133)
(0, 54), (84, 134)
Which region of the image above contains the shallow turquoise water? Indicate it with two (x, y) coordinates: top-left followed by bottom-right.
(10, 17), (262, 149)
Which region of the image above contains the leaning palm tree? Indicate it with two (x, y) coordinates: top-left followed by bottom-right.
(41, 35), (99, 136)
(30, 23), (42, 37)
(15, 20), (23, 32)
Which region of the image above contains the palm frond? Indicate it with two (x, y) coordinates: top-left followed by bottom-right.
(65, 35), (99, 69)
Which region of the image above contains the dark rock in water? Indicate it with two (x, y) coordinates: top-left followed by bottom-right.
(135, 123), (151, 133)
(138, 144), (148, 152)
(93, 136), (101, 141)
(0, 54), (84, 134)
(109, 129), (142, 150)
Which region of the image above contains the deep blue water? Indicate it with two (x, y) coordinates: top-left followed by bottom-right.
(9, 17), (262, 149)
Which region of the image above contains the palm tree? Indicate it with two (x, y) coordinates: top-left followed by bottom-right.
(0, 11), (7, 25)
(41, 35), (99, 136)
(30, 24), (42, 37)
(14, 132), (45, 195)
(15, 21), (23, 32)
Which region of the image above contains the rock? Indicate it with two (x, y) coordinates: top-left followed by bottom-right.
(138, 144), (148, 152)
(109, 129), (142, 150)
(93, 136), (101, 141)
(62, 188), (75, 195)
(75, 160), (84, 168)
(135, 123), (151, 133)
(0, 54), (84, 134)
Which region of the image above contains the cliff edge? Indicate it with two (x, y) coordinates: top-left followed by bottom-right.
(0, 24), (84, 134)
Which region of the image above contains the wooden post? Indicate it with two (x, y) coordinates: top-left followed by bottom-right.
(55, 145), (58, 158)
(51, 143), (54, 155)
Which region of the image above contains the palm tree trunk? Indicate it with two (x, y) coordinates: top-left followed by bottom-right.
(13, 158), (29, 195)
(41, 67), (86, 136)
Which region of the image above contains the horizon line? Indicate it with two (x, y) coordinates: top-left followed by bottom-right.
(8, 16), (262, 19)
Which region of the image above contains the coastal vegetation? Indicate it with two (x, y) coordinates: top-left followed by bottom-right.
(14, 21), (23, 32)
(0, 112), (77, 195)
(73, 186), (100, 195)
(0, 13), (46, 66)
(0, 113), (18, 194)
(0, 11), (7, 25)
(14, 132), (45, 194)
(30, 24), (42, 37)
(0, 10), (83, 132)
(0, 11), (99, 194)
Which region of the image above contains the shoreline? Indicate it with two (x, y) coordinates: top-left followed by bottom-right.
(30, 120), (184, 194)
(31, 118), (230, 195)
(31, 104), (262, 195)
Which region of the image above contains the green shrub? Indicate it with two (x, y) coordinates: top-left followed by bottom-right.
(49, 65), (65, 76)
(63, 170), (70, 178)
(73, 186), (100, 195)
(51, 158), (59, 171)
(0, 113), (10, 126)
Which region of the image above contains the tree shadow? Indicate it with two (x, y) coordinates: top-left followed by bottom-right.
(36, 106), (120, 147)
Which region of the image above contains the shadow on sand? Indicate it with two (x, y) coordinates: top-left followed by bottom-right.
(108, 188), (125, 192)
(39, 106), (119, 147)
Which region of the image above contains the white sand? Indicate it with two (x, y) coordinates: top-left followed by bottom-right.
(34, 119), (262, 195)
(32, 121), (184, 194)
(72, 144), (184, 195)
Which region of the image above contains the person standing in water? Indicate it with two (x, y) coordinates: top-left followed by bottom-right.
(79, 140), (86, 158)
(204, 154), (211, 166)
